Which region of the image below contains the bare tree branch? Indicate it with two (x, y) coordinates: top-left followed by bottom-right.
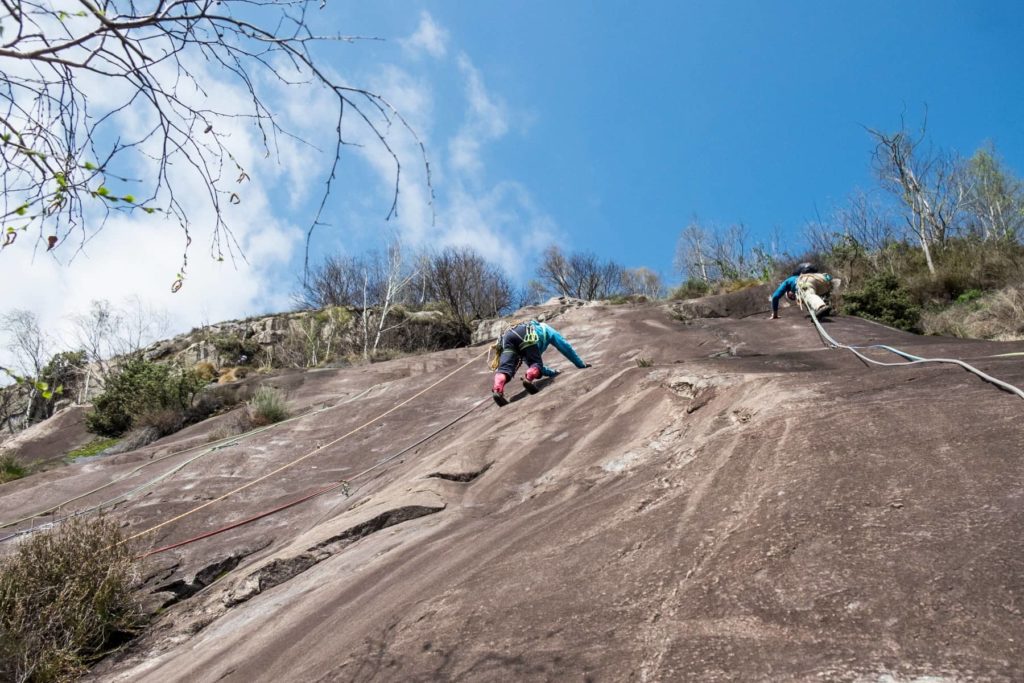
(1, 0), (433, 289)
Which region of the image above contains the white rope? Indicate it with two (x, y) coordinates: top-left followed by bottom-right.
(808, 309), (1024, 400)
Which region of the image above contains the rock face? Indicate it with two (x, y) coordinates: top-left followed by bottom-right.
(0, 405), (93, 467)
(3, 293), (1024, 681)
(135, 305), (471, 371)
(471, 296), (591, 344)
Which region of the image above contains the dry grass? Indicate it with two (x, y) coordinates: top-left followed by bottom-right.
(0, 515), (144, 682)
(247, 386), (290, 427)
(921, 286), (1024, 340)
(192, 361), (217, 382)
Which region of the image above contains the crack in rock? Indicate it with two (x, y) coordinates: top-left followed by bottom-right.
(154, 550), (254, 609)
(426, 462), (492, 483)
(224, 504), (444, 608)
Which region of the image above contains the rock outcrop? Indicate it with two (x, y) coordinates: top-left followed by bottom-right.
(3, 292), (1023, 681)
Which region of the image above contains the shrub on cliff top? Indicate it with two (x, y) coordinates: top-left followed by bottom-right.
(86, 356), (207, 437)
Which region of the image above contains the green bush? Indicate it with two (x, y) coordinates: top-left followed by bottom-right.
(86, 356), (207, 437)
(841, 273), (922, 332)
(955, 289), (984, 305)
(0, 515), (144, 682)
(0, 452), (27, 484)
(669, 279), (711, 300)
(209, 334), (261, 363)
(247, 386), (290, 427)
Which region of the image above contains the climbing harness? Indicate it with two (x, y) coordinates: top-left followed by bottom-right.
(487, 320), (539, 371)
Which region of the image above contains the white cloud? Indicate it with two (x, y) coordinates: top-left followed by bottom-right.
(402, 12), (449, 59)
(335, 34), (558, 282)
(440, 181), (562, 281)
(448, 53), (510, 175)
(0, 51), (309, 370)
(1, 9), (563, 376)
(457, 54), (509, 137)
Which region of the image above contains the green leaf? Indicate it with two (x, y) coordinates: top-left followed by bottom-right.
(123, 194), (136, 204)
(55, 172), (67, 188)
(83, 161), (97, 170)
(143, 207), (156, 214)
(96, 186), (109, 196)
(15, 204), (28, 216)
(5, 227), (13, 234)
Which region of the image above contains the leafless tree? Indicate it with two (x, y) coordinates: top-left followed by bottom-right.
(708, 223), (753, 280)
(536, 246), (624, 300)
(523, 279), (548, 306)
(621, 267), (664, 299)
(117, 295), (171, 355)
(806, 191), (896, 257)
(674, 219), (714, 283)
(363, 236), (415, 358)
(675, 219), (780, 283)
(0, 384), (19, 434)
(1, 0), (431, 288)
(963, 144), (1024, 243)
(293, 254), (373, 310)
(867, 116), (970, 276)
(0, 308), (51, 425)
(68, 297), (169, 399)
(421, 246), (515, 326)
(1, 309), (50, 381)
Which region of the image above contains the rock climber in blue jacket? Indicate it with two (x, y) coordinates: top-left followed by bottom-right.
(770, 272), (834, 319)
(491, 320), (589, 406)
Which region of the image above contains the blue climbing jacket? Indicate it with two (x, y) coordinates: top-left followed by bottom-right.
(770, 276), (799, 313)
(531, 320), (587, 373)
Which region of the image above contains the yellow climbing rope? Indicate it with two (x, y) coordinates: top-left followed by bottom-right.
(119, 348), (488, 547)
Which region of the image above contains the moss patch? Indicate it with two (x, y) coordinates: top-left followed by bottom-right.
(67, 438), (120, 461)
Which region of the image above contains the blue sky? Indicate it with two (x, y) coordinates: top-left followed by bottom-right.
(2, 0), (1023, 362)
(307, 0), (1024, 277)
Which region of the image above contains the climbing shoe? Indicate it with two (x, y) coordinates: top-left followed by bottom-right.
(815, 305), (831, 318)
(492, 391), (508, 407)
(522, 379), (539, 395)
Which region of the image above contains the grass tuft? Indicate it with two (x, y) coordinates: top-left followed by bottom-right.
(0, 452), (27, 484)
(247, 386), (290, 427)
(0, 515), (145, 682)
